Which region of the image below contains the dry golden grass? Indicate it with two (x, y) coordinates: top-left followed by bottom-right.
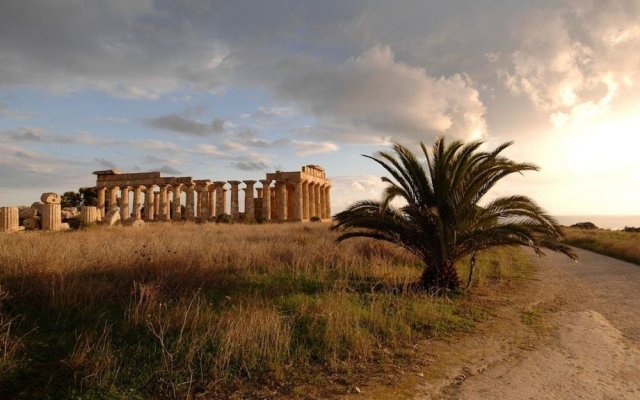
(0, 222), (531, 399)
(563, 227), (640, 265)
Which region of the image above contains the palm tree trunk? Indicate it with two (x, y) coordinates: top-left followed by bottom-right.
(420, 262), (461, 291)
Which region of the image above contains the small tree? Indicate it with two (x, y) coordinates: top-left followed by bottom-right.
(61, 191), (82, 208)
(79, 187), (98, 206)
(332, 137), (576, 291)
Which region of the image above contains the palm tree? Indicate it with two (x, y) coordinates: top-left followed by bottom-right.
(332, 137), (576, 291)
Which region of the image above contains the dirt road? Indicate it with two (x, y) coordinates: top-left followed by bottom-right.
(430, 248), (640, 399)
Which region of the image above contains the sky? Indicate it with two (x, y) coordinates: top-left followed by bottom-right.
(1, 0), (639, 215)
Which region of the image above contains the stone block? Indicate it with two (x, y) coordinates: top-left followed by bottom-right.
(0, 207), (20, 233)
(41, 192), (62, 204)
(19, 206), (36, 220)
(103, 209), (121, 226)
(31, 202), (44, 216)
(61, 207), (80, 220)
(42, 203), (62, 231)
(80, 206), (98, 224)
(124, 219), (145, 228)
(23, 217), (41, 230)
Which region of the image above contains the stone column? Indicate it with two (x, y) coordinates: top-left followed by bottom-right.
(315, 184), (322, 219)
(256, 187), (263, 199)
(0, 207), (20, 233)
(276, 181), (287, 221)
(229, 181), (241, 219)
(158, 185), (170, 221)
(214, 181), (226, 216)
(324, 185), (332, 220)
(309, 182), (316, 218)
(96, 187), (106, 221)
(120, 186), (130, 221)
(259, 180), (272, 221)
(145, 187), (155, 221)
(154, 192), (160, 218)
(293, 180), (303, 221)
(208, 185), (216, 217)
(302, 181), (310, 220)
(243, 180), (256, 220)
(172, 184), (183, 220)
(185, 184), (195, 220)
(80, 206), (98, 224)
(108, 186), (119, 211)
(197, 185), (209, 219)
(131, 186), (143, 220)
(41, 192), (62, 231)
(318, 184), (325, 219)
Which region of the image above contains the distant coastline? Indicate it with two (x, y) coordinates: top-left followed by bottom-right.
(555, 215), (640, 230)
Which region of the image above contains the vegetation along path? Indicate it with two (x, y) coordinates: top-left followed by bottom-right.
(410, 248), (640, 399)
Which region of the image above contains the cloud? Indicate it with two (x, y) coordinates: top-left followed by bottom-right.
(502, 0), (640, 126)
(192, 144), (224, 156)
(230, 160), (269, 171)
(292, 140), (338, 156)
(0, 144), (91, 194)
(330, 175), (389, 212)
(95, 158), (117, 169)
(274, 46), (487, 143)
(1, 127), (103, 145)
(241, 106), (297, 119)
(0, 1), (228, 98)
(158, 164), (182, 175)
(145, 114), (226, 136)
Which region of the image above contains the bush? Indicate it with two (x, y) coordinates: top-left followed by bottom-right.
(310, 216), (321, 222)
(623, 226), (640, 233)
(216, 214), (232, 224)
(570, 222), (598, 230)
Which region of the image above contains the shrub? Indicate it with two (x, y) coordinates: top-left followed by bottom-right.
(216, 214), (232, 224)
(310, 216), (321, 222)
(571, 222), (598, 230)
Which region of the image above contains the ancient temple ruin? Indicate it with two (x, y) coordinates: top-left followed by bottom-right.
(92, 165), (332, 223)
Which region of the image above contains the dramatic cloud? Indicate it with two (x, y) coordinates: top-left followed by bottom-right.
(502, 0), (640, 126)
(145, 114), (226, 136)
(0, 1), (228, 98)
(275, 46), (487, 142)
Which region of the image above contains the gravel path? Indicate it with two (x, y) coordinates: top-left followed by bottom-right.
(437, 248), (640, 399)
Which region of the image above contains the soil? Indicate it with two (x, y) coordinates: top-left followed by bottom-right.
(348, 248), (640, 399)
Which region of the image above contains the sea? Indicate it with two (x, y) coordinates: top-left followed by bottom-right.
(555, 215), (640, 230)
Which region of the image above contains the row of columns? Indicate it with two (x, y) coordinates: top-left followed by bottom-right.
(95, 180), (284, 222)
(261, 179), (331, 222)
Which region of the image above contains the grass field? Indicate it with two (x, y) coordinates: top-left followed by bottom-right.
(563, 227), (640, 265)
(0, 223), (532, 399)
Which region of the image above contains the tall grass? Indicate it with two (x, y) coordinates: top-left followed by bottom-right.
(0, 223), (530, 399)
(563, 227), (640, 265)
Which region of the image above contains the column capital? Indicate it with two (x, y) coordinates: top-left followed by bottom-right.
(243, 180), (257, 186)
(228, 180), (241, 186)
(213, 180), (226, 187)
(259, 179), (273, 187)
(195, 183), (209, 192)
